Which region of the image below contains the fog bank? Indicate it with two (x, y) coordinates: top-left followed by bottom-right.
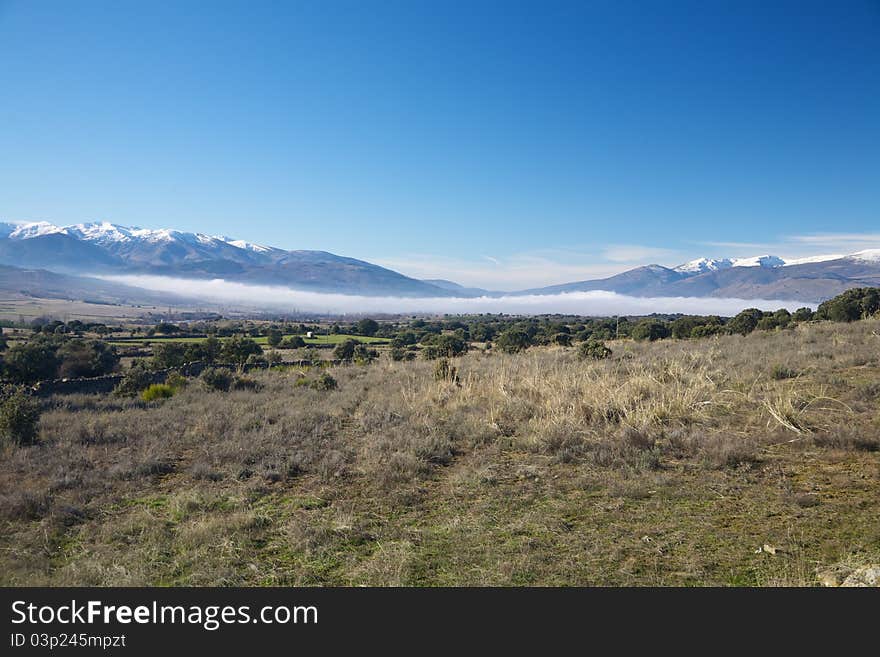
(101, 274), (814, 316)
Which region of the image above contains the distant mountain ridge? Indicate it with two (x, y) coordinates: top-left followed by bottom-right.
(1, 220), (880, 303)
(0, 221), (451, 297)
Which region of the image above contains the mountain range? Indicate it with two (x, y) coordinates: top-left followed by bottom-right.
(1, 220), (879, 304)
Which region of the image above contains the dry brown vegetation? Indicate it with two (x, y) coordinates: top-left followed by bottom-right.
(1, 319), (878, 586)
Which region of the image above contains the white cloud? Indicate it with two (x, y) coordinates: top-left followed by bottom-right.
(98, 274), (812, 316)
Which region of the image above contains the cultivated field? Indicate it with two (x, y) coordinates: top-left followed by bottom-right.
(1, 320), (878, 586)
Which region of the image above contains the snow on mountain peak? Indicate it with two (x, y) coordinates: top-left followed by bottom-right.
(848, 249), (880, 262)
(730, 254), (785, 269)
(7, 221), (68, 239)
(674, 257), (733, 274)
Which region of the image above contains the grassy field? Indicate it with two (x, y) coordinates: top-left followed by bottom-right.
(1, 320), (878, 586)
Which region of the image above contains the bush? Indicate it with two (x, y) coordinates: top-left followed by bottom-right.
(310, 372), (337, 391)
(770, 364), (798, 380)
(165, 372), (188, 390)
(334, 339), (361, 361)
(56, 339), (120, 378)
(201, 367), (234, 392)
(495, 329), (531, 354)
(0, 385), (40, 447)
(433, 358), (459, 384)
(266, 329), (283, 347)
(232, 375), (261, 391)
(141, 383), (175, 402)
(390, 346), (416, 361)
(356, 318), (380, 336)
(631, 320), (671, 341)
(221, 336), (263, 365)
(353, 344), (378, 364)
(578, 340), (612, 360)
(279, 336), (306, 349)
(2, 339), (60, 383)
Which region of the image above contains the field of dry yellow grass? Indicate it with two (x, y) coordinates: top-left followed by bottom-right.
(1, 319), (878, 586)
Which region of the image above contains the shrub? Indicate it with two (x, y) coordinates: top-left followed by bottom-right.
(356, 318), (380, 336)
(495, 329), (531, 354)
(727, 308), (764, 335)
(279, 336), (306, 349)
(232, 375), (261, 391)
(390, 346), (416, 361)
(165, 372), (188, 390)
(2, 339), (60, 383)
(631, 320), (671, 341)
(141, 383), (175, 402)
(200, 367), (234, 392)
(114, 362), (154, 397)
(353, 344), (378, 364)
(578, 339), (612, 360)
(770, 365), (798, 380)
(0, 385), (41, 447)
(310, 372), (337, 391)
(266, 329), (283, 347)
(334, 339), (361, 361)
(221, 336), (263, 366)
(56, 339), (119, 378)
(433, 358), (459, 384)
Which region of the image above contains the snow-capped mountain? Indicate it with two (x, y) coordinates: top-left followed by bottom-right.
(2, 219), (880, 302)
(0, 220), (451, 297)
(674, 253), (841, 273)
(524, 248), (880, 302)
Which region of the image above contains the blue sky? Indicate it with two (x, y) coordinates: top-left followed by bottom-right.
(1, 0), (878, 290)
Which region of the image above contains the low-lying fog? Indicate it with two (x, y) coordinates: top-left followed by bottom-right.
(101, 274), (814, 316)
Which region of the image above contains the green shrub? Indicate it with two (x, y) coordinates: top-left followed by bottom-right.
(770, 364), (798, 380)
(165, 372), (187, 390)
(495, 329), (531, 354)
(201, 367), (234, 392)
(114, 362), (155, 397)
(390, 346), (416, 361)
(141, 383), (175, 402)
(231, 375), (260, 391)
(0, 385), (41, 447)
(310, 372), (337, 391)
(631, 320), (671, 341)
(333, 339), (361, 361)
(433, 358), (459, 384)
(578, 340), (612, 360)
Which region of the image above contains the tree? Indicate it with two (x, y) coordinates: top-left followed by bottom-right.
(792, 307), (814, 322)
(2, 339), (60, 383)
(422, 334), (468, 359)
(356, 319), (379, 337)
(495, 329), (531, 354)
(266, 328), (283, 347)
(631, 320), (671, 341)
(56, 339), (120, 378)
(578, 339), (612, 360)
(151, 343), (188, 369)
(279, 336), (306, 349)
(222, 336), (263, 366)
(727, 308), (763, 335)
(0, 385), (41, 446)
(333, 339), (361, 361)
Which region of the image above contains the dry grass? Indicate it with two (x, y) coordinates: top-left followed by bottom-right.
(1, 319), (878, 585)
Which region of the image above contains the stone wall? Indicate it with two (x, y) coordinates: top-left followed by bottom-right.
(30, 359), (343, 397)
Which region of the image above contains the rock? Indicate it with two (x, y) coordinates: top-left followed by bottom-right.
(841, 565), (880, 587)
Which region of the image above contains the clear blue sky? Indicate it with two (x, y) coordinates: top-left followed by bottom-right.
(1, 0), (878, 289)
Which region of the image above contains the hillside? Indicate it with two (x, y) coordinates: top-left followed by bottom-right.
(1, 320), (877, 586)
